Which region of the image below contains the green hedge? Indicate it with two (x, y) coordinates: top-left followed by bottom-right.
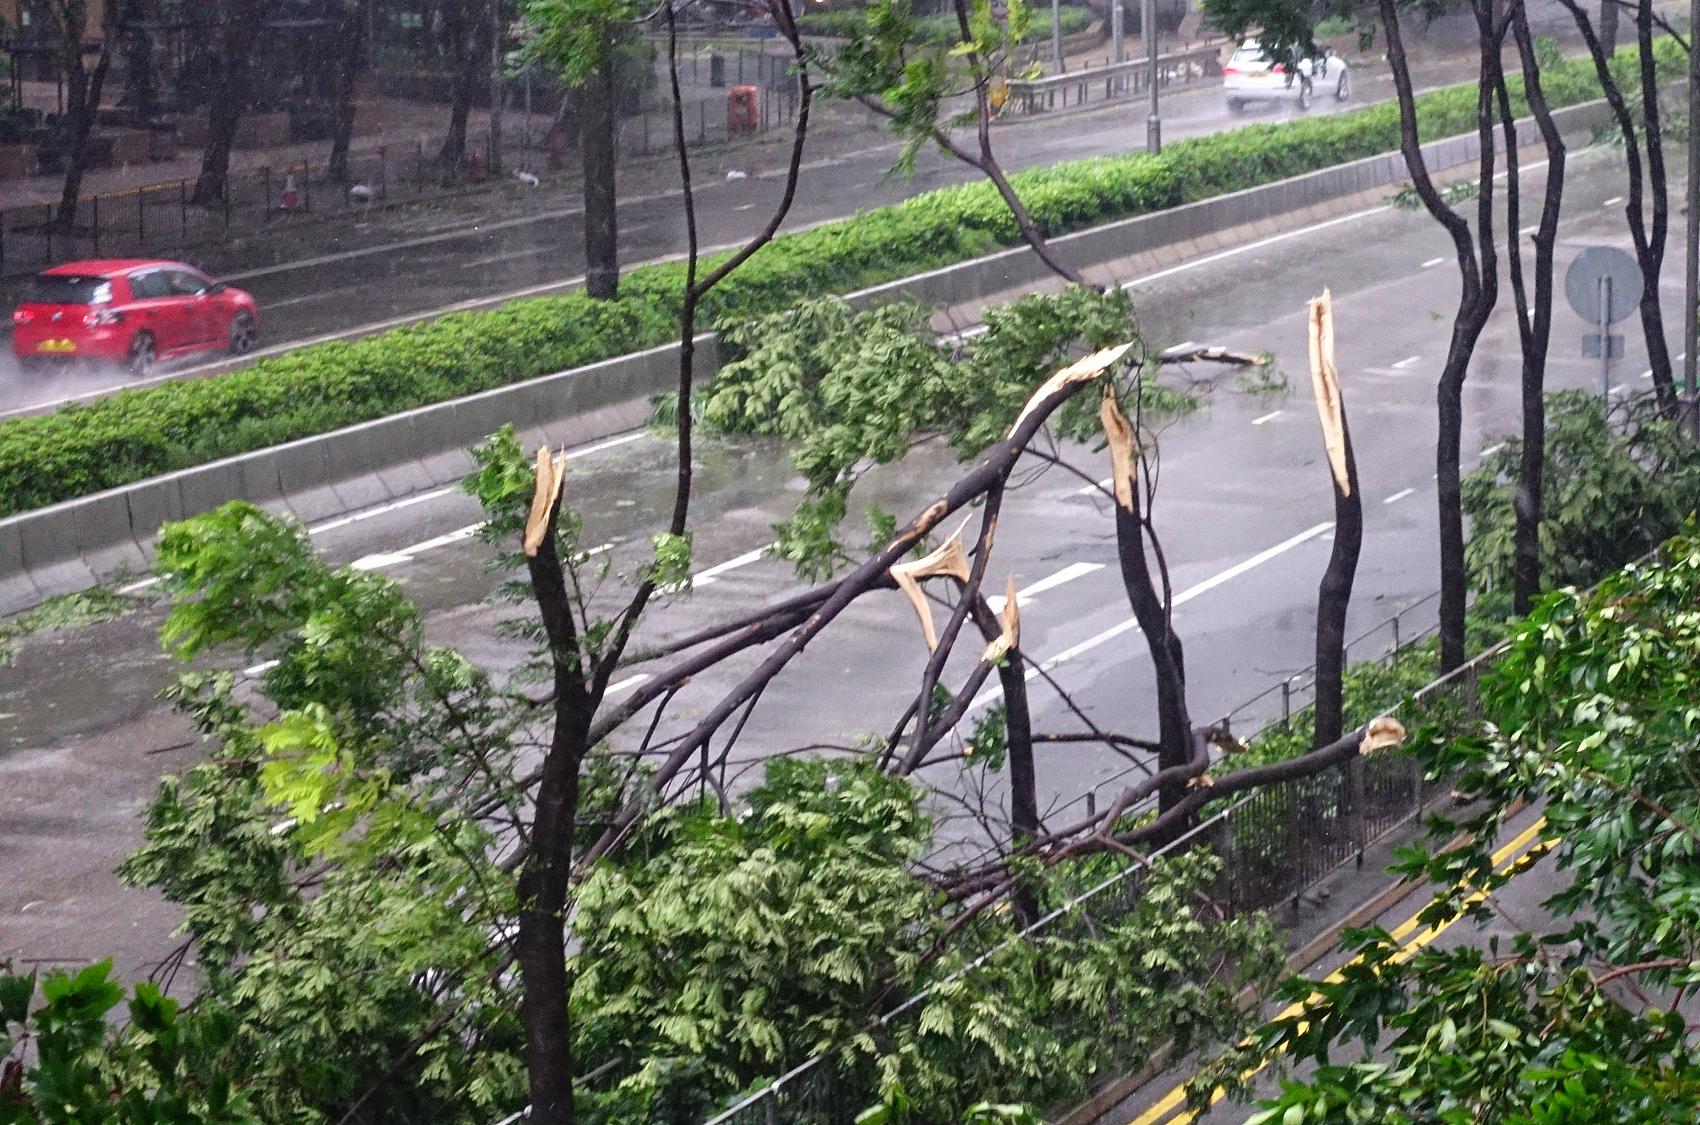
(798, 5), (1096, 43)
(0, 38), (1681, 518)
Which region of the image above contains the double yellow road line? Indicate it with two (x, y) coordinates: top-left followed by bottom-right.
(1127, 816), (1551, 1125)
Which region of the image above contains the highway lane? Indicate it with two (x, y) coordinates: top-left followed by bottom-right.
(0, 27), (1523, 420)
(0, 143), (1667, 980)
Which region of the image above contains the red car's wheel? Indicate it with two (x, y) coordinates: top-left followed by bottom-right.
(229, 311), (257, 356)
(127, 332), (156, 377)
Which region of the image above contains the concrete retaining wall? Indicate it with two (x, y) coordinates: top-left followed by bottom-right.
(0, 97), (1615, 614)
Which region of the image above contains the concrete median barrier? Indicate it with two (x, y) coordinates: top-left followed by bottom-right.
(0, 99), (1620, 614)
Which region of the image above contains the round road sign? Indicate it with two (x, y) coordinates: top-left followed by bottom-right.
(1564, 246), (1642, 325)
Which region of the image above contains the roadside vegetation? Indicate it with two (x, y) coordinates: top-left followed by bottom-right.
(0, 37), (1681, 519)
(2, 0), (1696, 1118)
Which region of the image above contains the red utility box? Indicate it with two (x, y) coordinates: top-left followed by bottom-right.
(728, 86), (759, 134)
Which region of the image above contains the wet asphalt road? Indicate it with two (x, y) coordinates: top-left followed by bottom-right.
(0, 38), (1503, 421)
(0, 144), (1673, 982)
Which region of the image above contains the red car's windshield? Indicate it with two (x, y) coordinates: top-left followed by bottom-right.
(22, 274), (111, 304)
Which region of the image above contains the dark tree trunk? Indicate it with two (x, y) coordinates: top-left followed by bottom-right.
(1309, 326), (1363, 750)
(518, 514), (591, 1125)
(439, 0), (488, 170)
(190, 0), (260, 207)
(1629, 0), (1672, 401)
(1504, 9), (1566, 616)
(54, 47), (112, 228)
(1554, 0), (1675, 408)
(116, 0), (155, 116)
(1598, 0), (1619, 53)
(1378, 0), (1499, 673)
(581, 26), (619, 299)
(1112, 498), (1190, 811)
(327, 3), (367, 184)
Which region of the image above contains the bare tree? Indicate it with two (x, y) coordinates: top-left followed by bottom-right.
(1306, 291), (1362, 749)
(1552, 0), (1677, 408)
(1377, 0), (1501, 673)
(1496, 0), (1566, 615)
(44, 0), (124, 228)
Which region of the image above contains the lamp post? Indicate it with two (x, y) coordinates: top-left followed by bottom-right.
(1051, 0), (1061, 71)
(1112, 0), (1123, 63)
(1143, 0), (1159, 151)
(489, 0), (504, 176)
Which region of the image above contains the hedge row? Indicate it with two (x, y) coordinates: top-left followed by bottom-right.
(0, 39), (1681, 518)
(797, 5), (1097, 43)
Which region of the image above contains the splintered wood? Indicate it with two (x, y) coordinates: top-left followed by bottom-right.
(1307, 290), (1351, 497)
(1006, 342), (1135, 436)
(523, 445), (566, 558)
(1359, 715), (1406, 756)
(1098, 388), (1137, 511)
(981, 575), (1021, 663)
(890, 518), (973, 651)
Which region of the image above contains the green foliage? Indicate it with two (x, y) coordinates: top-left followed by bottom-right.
(1462, 390), (1700, 599)
(117, 502), (530, 1123)
(705, 287), (1173, 577)
(572, 758), (1281, 1122)
(798, 4), (1094, 44)
(0, 39), (1682, 518)
(0, 960), (258, 1123)
(1388, 178), (1479, 210)
(1205, 533), (1700, 1121)
(0, 585), (135, 665)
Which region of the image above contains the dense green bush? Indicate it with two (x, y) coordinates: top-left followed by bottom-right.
(798, 4), (1096, 43)
(0, 39), (1681, 518)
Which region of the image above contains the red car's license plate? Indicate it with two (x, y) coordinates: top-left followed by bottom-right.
(36, 339), (76, 353)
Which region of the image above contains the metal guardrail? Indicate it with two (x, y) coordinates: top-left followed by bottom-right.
(1001, 44), (1222, 116)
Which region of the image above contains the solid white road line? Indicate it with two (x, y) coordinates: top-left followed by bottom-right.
(1480, 442), (1505, 457)
(1603, 196), (1625, 207)
(1391, 354), (1422, 370)
(985, 561), (1105, 612)
(1122, 206), (1389, 293)
(1251, 410), (1284, 426)
(1421, 257), (1447, 268)
(967, 522), (1334, 713)
(306, 487), (456, 535)
(1520, 225), (1540, 236)
(1641, 368), (1654, 379)
(607, 673), (651, 697)
(694, 546), (771, 586)
(1075, 476), (1113, 497)
(1382, 487), (1415, 505)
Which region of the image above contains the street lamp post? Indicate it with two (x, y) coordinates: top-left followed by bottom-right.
(1143, 0), (1159, 151)
(1112, 0), (1123, 64)
(1051, 0), (1062, 71)
(490, 0), (504, 176)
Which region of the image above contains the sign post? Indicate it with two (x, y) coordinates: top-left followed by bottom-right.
(1565, 246), (1641, 398)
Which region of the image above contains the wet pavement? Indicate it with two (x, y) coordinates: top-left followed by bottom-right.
(0, 144), (1674, 985)
(0, 12), (1570, 420)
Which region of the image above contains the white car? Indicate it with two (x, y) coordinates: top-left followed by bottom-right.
(1222, 38), (1351, 113)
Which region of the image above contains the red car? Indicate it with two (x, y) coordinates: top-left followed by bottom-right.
(11, 259), (259, 374)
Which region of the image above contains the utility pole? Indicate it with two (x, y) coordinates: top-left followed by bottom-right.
(489, 0), (504, 175)
(1051, 0), (1061, 71)
(1143, 0), (1159, 151)
(1112, 0), (1123, 63)
(1686, 0), (1699, 437)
